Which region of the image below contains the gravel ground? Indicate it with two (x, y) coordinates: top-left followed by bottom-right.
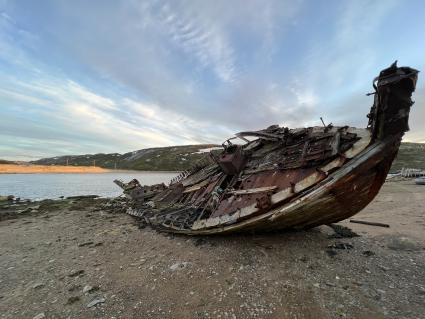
(0, 180), (424, 319)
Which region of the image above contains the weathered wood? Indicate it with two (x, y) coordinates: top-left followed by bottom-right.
(182, 180), (210, 193)
(191, 132), (370, 231)
(229, 186), (277, 195)
(349, 219), (390, 228)
(179, 136), (397, 235)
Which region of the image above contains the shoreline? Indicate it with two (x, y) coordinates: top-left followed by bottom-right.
(0, 164), (180, 174)
(0, 164), (109, 174)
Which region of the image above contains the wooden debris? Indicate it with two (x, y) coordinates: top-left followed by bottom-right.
(114, 62), (418, 235)
(349, 220), (390, 228)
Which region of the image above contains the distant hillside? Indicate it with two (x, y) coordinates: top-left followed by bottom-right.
(30, 142), (424, 172)
(391, 142), (425, 172)
(0, 159), (15, 164)
(31, 144), (222, 171)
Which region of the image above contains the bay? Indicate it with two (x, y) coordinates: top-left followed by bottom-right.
(0, 171), (179, 200)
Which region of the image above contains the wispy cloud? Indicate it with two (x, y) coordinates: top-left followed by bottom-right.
(0, 65), (233, 159)
(0, 0), (424, 160)
(157, 2), (236, 83)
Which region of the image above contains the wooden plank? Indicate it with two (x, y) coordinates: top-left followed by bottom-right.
(183, 180), (209, 193)
(191, 155), (345, 230)
(345, 128), (371, 158)
(229, 186), (277, 195)
(350, 219), (390, 227)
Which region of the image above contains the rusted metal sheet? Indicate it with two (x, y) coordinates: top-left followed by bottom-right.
(211, 168), (318, 218)
(218, 145), (246, 175)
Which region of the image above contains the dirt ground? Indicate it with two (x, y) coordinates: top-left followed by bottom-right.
(0, 180), (424, 319)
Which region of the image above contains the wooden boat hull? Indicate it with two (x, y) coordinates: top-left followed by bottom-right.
(116, 63), (418, 235)
(168, 136), (400, 235)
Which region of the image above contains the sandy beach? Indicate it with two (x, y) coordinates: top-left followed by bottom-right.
(0, 179), (424, 319)
(0, 164), (109, 174)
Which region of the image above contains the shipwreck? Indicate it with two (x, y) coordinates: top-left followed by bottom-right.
(115, 62), (419, 235)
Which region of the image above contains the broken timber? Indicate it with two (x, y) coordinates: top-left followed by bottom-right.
(350, 220), (390, 228)
(115, 62), (419, 235)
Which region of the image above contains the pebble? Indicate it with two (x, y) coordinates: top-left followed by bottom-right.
(83, 285), (93, 293)
(170, 262), (190, 271)
(83, 285), (98, 294)
(33, 313), (45, 319)
(87, 297), (106, 308)
(378, 265), (390, 271)
(32, 282), (45, 289)
(68, 269), (85, 277)
(78, 241), (94, 247)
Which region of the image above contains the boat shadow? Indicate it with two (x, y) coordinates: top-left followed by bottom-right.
(169, 225), (354, 255)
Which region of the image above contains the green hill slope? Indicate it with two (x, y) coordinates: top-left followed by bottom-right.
(30, 142), (424, 172)
(31, 144), (221, 171)
(391, 142), (425, 172)
(0, 159), (15, 164)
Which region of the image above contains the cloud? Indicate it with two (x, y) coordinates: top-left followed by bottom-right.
(157, 2), (236, 83)
(0, 0), (424, 161)
(405, 85), (425, 143)
(0, 67), (235, 160)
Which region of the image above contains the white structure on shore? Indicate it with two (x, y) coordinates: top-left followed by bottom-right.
(400, 167), (425, 177)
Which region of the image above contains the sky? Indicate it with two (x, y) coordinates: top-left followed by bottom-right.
(1, 0), (424, 161)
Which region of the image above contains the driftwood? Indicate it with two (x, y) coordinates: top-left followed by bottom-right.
(349, 219), (390, 228)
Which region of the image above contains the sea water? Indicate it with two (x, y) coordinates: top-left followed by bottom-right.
(0, 171), (179, 200)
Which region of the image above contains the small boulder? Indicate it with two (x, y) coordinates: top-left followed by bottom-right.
(387, 237), (419, 251)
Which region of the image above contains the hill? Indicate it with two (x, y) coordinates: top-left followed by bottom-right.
(0, 159), (15, 164)
(390, 142), (425, 172)
(31, 144), (222, 171)
(30, 142), (424, 172)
